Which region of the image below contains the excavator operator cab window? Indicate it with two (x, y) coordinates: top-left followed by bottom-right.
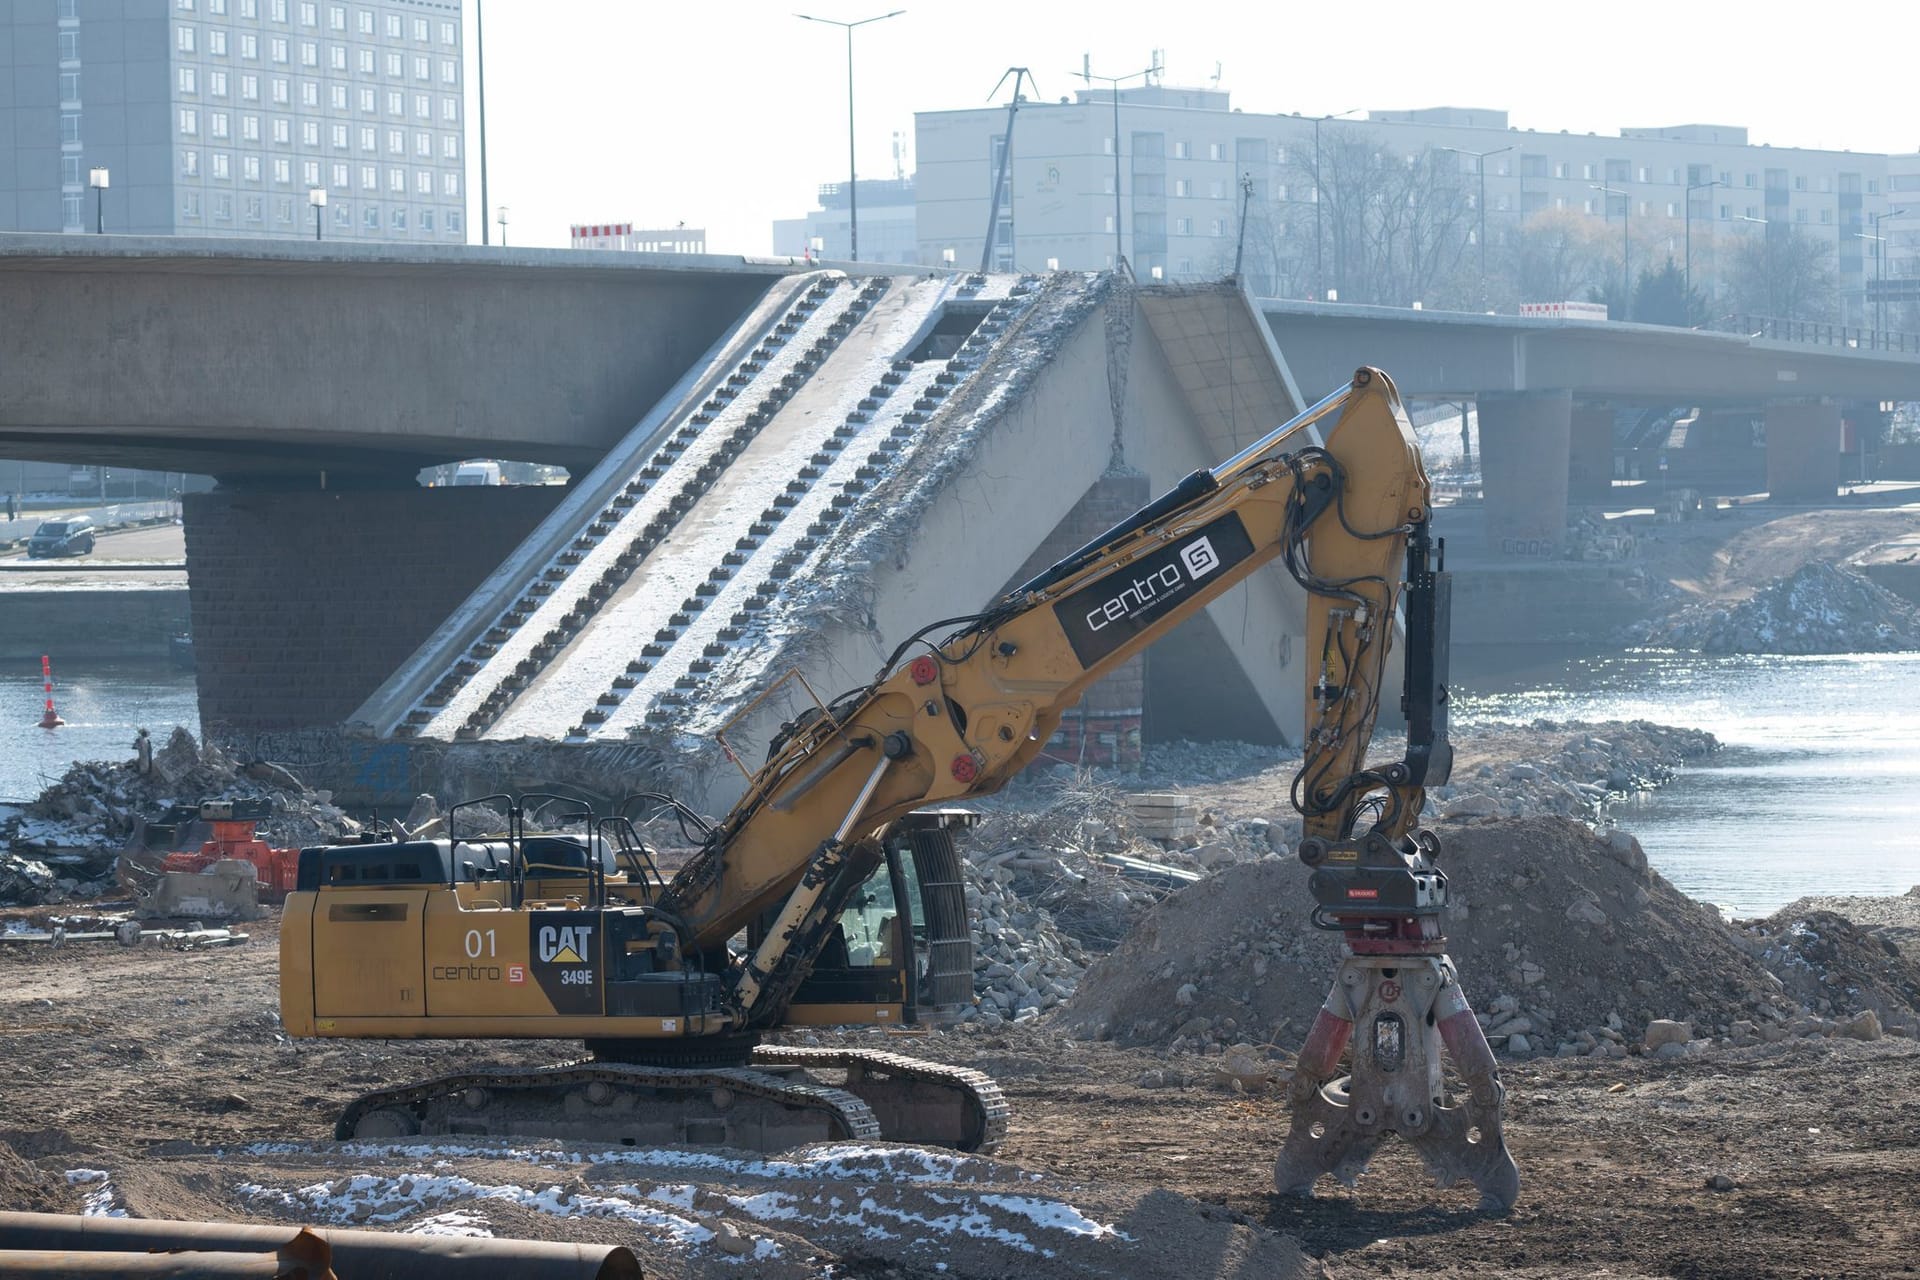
(835, 879), (898, 969)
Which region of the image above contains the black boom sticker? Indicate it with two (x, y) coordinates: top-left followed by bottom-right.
(1052, 513), (1256, 666)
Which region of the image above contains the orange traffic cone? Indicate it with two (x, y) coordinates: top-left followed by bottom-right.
(38, 654), (64, 729)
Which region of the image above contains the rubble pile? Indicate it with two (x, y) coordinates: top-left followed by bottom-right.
(1059, 816), (1920, 1065)
(1429, 721), (1720, 822)
(1628, 561), (1920, 653)
(1732, 907), (1920, 1038)
(0, 728), (362, 906)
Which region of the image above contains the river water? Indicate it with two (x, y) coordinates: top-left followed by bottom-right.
(1, 654), (1913, 917)
(1454, 649), (1920, 916)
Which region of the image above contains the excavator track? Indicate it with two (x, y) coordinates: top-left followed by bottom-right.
(751, 1045), (1009, 1153)
(333, 1059), (881, 1150)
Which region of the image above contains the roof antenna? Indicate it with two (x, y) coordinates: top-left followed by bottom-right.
(979, 68), (1038, 273)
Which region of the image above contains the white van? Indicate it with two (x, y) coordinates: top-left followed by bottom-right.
(452, 461), (503, 486)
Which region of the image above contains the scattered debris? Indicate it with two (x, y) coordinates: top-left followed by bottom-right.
(1628, 561), (1920, 653)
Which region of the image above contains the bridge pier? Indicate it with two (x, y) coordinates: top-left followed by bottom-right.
(1568, 404), (1615, 503)
(1765, 399), (1841, 502)
(1477, 390), (1572, 558)
(184, 484), (566, 741)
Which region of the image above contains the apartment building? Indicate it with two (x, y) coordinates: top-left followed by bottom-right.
(916, 88), (1909, 323)
(1, 0), (468, 242)
(770, 177), (919, 265)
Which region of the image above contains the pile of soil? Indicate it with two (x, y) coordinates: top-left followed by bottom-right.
(1738, 907), (1920, 1033)
(0, 1136), (74, 1214)
(1059, 816), (1841, 1057)
(1629, 561), (1920, 653)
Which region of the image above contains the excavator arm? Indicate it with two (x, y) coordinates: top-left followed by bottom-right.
(659, 367), (1453, 1018)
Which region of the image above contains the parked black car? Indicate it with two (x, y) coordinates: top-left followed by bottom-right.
(26, 516), (96, 558)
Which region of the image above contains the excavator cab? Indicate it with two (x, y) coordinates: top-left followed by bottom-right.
(783, 809), (976, 1027)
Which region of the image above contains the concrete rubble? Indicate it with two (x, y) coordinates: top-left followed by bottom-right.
(1627, 560), (1920, 653)
(0, 727), (361, 907)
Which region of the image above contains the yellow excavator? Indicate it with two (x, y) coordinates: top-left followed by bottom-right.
(281, 367), (1519, 1210)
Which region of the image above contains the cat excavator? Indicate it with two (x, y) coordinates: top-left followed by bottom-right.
(281, 367), (1519, 1211)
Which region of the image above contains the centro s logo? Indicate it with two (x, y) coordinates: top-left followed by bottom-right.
(1181, 536), (1222, 579)
(537, 924), (595, 963)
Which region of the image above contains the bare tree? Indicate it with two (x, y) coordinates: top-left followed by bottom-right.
(1723, 228), (1839, 321)
(1282, 128), (1475, 308)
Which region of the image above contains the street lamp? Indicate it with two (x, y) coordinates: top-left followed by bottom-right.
(1871, 206), (1907, 337)
(797, 9), (905, 264)
(496, 204), (508, 247)
(307, 187), (327, 241)
(1591, 183), (1630, 317)
(1684, 178), (1722, 299)
(1440, 144), (1512, 307)
(88, 166), (109, 234)
(1311, 108), (1362, 301)
(1735, 214), (1771, 320)
(1079, 59), (1158, 271)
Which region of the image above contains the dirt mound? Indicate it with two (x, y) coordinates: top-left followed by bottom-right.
(1740, 908), (1920, 1034)
(0, 1138), (72, 1214)
(1771, 887), (1920, 959)
(1629, 561), (1920, 653)
(1060, 816), (1812, 1057)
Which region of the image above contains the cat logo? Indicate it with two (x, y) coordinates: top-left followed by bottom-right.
(537, 923), (595, 964)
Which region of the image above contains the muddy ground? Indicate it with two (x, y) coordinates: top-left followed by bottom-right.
(3, 900), (1916, 1278)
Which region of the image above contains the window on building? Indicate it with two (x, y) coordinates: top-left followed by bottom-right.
(441, 96), (459, 121)
(439, 22), (455, 44)
(210, 70), (228, 96)
(442, 171), (459, 197)
(179, 67), (199, 94)
(211, 151), (229, 178)
(214, 193), (233, 220)
(386, 128), (402, 153)
(243, 155), (261, 181)
(422, 208), (435, 231)
(273, 117), (290, 143)
(1719, 204), (1730, 220)
(299, 1), (315, 24)
(178, 0), (195, 9)
(385, 13), (401, 36)
(1173, 215), (1192, 234)
(387, 166), (403, 191)
(1820, 208), (1832, 224)
(447, 209), (462, 234)
(1173, 177), (1190, 197)
(1743, 172), (1756, 187)
(183, 190), (202, 218)
(358, 49), (374, 73)
(1581, 163), (1594, 180)
(302, 120), (319, 145)
(302, 159), (319, 184)
(179, 107), (200, 135)
(301, 80), (318, 105)
(178, 25), (196, 52)
(1103, 174), (1115, 195)
(358, 9), (373, 34)
(58, 0), (77, 15)
(412, 16), (428, 40)
(211, 110), (230, 138)
(270, 37), (288, 63)
(414, 93), (430, 118)
(358, 125), (374, 150)
(241, 74), (258, 100)
(277, 195), (294, 221)
(329, 45), (346, 70)
(333, 201), (349, 226)
(272, 157), (290, 182)
(1868, 179), (1879, 194)
(412, 55), (429, 80)
(242, 114), (260, 140)
(358, 86), (374, 111)
(59, 193), (82, 228)
(270, 0), (287, 19)
(386, 90), (402, 114)
(1207, 142), (1223, 160)
(272, 77), (289, 103)
(330, 161), (346, 187)
(413, 131), (430, 156)
(330, 123), (347, 147)
(1745, 204), (1758, 219)
(1666, 202), (1677, 217)
(359, 164), (375, 189)
(1795, 207), (1808, 223)
(240, 32), (257, 58)
(415, 169), (431, 193)
(1637, 165), (1649, 182)
(239, 0), (256, 14)
(331, 84), (347, 108)
(244, 194), (263, 220)
(439, 58), (457, 84)
(329, 5), (344, 29)
(363, 203), (379, 228)
(385, 52), (402, 76)
(392, 207), (407, 230)
(440, 133), (458, 159)
(209, 29), (228, 55)
(181, 149), (200, 176)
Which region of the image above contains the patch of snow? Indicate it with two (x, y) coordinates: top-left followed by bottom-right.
(401, 1210), (493, 1238)
(65, 1169), (127, 1218)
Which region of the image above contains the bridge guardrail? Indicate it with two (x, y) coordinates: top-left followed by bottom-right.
(1716, 314), (1920, 354)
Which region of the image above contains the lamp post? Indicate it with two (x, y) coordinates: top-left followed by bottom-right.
(1079, 59), (1158, 271)
(87, 166), (108, 234)
(308, 186), (327, 241)
(476, 0), (488, 245)
(1735, 213), (1770, 319)
(1684, 178), (1722, 299)
(1871, 206), (1907, 337)
(1591, 183), (1630, 317)
(1311, 108), (1361, 301)
(1440, 144), (1512, 307)
(797, 9), (905, 264)
(496, 204), (508, 247)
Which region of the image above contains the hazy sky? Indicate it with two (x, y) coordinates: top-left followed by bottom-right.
(470, 0), (1919, 254)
